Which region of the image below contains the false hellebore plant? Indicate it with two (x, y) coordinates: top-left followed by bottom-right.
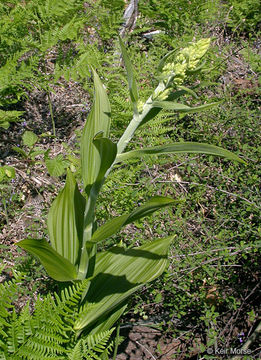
(17, 39), (244, 335)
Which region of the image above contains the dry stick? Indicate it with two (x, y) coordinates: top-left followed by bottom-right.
(158, 179), (260, 209)
(172, 246), (253, 279)
(219, 283), (260, 346)
(119, 0), (139, 37)
(171, 246), (238, 258)
(135, 340), (157, 360)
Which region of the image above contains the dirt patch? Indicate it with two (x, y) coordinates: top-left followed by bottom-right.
(116, 325), (183, 360)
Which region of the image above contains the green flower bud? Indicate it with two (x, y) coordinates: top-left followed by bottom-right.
(182, 38), (211, 71)
(137, 100), (144, 113)
(161, 38), (211, 86)
(155, 88), (172, 101)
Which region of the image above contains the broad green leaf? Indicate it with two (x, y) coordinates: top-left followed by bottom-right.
(47, 169), (85, 265)
(90, 215), (128, 244)
(87, 303), (128, 335)
(81, 70), (111, 192)
(77, 136), (118, 279)
(119, 37), (139, 113)
(12, 146), (28, 159)
(0, 121), (9, 129)
(127, 196), (178, 223)
(3, 166), (15, 179)
(92, 136), (117, 184)
(90, 196), (178, 244)
(116, 142), (246, 164)
(45, 154), (69, 177)
(79, 136), (117, 275)
(17, 239), (77, 281)
(74, 236), (173, 331)
(22, 131), (38, 147)
(151, 100), (219, 113)
(0, 110), (23, 129)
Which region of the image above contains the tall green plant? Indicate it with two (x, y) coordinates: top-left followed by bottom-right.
(17, 39), (244, 334)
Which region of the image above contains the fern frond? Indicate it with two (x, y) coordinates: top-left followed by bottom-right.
(68, 329), (114, 360)
(0, 272), (23, 340)
(0, 275), (95, 359)
(85, 329), (114, 355)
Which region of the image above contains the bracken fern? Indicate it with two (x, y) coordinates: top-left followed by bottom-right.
(0, 273), (113, 360)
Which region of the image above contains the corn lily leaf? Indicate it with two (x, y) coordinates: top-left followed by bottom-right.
(151, 100), (219, 113)
(92, 135), (117, 185)
(137, 89), (199, 128)
(90, 196), (179, 244)
(17, 239), (77, 281)
(87, 303), (128, 335)
(119, 37), (139, 114)
(78, 136), (117, 279)
(81, 70), (111, 193)
(74, 236), (173, 331)
(47, 169), (85, 265)
(116, 142), (245, 164)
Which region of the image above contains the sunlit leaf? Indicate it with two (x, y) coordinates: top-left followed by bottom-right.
(45, 154), (69, 177)
(116, 142), (245, 164)
(90, 196), (179, 244)
(87, 303), (128, 335)
(47, 169), (85, 265)
(81, 70), (111, 193)
(12, 146), (27, 158)
(151, 100), (219, 113)
(177, 86), (198, 99)
(22, 131), (38, 147)
(17, 239), (77, 281)
(74, 236), (173, 331)
(92, 135), (117, 185)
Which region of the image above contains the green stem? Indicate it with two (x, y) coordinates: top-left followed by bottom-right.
(77, 181), (103, 280)
(112, 319), (121, 360)
(117, 81), (165, 155)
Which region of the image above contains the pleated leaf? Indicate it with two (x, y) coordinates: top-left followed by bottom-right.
(47, 169), (85, 265)
(90, 196), (179, 244)
(92, 136), (117, 185)
(116, 142), (245, 164)
(74, 236), (173, 331)
(88, 303), (128, 335)
(81, 70), (111, 193)
(119, 37), (139, 113)
(17, 239), (77, 281)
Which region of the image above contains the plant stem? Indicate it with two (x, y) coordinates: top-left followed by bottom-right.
(116, 81), (165, 155)
(112, 320), (121, 360)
